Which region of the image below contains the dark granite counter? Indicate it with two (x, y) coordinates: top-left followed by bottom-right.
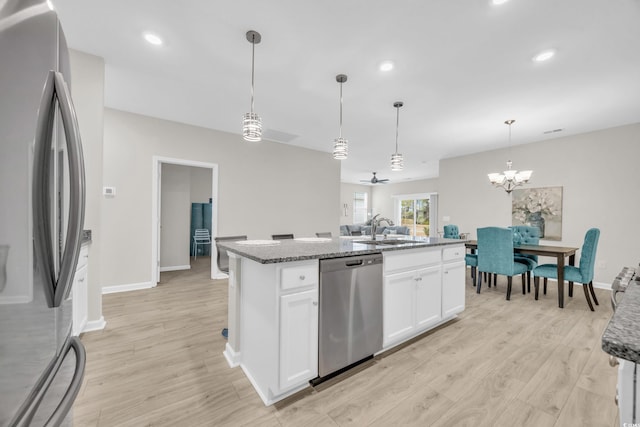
(602, 280), (640, 363)
(218, 236), (464, 264)
(81, 229), (92, 244)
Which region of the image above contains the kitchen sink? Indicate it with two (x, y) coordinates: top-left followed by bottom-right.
(354, 239), (418, 246)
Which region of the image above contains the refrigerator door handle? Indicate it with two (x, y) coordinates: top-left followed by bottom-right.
(44, 337), (86, 427)
(53, 71), (86, 305)
(16, 337), (86, 427)
(32, 70), (86, 308)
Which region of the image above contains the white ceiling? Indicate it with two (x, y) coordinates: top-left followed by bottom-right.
(53, 0), (640, 184)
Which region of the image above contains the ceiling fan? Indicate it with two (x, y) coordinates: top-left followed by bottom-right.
(360, 172), (389, 184)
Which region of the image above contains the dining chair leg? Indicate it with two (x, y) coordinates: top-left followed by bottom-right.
(534, 276), (540, 300)
(476, 269), (482, 293)
(569, 281), (574, 298)
(471, 266), (476, 282)
(487, 273), (492, 288)
(588, 281), (599, 305)
(526, 271), (531, 293)
(543, 278), (548, 295)
(506, 276), (513, 301)
(582, 282), (595, 311)
(521, 274), (526, 295)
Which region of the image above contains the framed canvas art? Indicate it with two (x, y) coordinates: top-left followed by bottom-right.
(512, 186), (563, 241)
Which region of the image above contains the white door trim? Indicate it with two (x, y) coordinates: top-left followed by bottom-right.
(151, 156), (224, 286)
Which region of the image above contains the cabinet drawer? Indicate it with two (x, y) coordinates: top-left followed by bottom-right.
(279, 262), (318, 291)
(384, 248), (440, 274)
(76, 245), (89, 270)
(442, 245), (464, 262)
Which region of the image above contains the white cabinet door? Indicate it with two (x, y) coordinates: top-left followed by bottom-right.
(279, 288), (318, 391)
(72, 264), (88, 336)
(442, 260), (466, 318)
(415, 265), (442, 330)
(384, 270), (416, 346)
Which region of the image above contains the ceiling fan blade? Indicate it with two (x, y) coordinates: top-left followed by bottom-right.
(378, 179), (390, 182)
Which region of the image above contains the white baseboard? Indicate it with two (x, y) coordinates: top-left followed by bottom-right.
(0, 295), (32, 304)
(160, 265), (191, 272)
(223, 343), (241, 368)
(83, 316), (106, 332)
(102, 281), (154, 294)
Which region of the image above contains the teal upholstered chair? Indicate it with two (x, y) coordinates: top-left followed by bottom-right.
(533, 228), (600, 311)
(443, 224), (460, 239)
(477, 227), (528, 300)
(465, 253), (478, 283)
(510, 225), (540, 292)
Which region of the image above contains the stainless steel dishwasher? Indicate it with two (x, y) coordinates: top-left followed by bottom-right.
(318, 253), (383, 379)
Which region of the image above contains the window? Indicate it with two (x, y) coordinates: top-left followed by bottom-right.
(353, 192), (368, 224)
(395, 193), (438, 237)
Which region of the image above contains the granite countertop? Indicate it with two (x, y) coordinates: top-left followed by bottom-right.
(81, 229), (92, 244)
(602, 280), (640, 363)
(218, 236), (465, 264)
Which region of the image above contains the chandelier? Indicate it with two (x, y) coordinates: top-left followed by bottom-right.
(487, 120), (532, 193)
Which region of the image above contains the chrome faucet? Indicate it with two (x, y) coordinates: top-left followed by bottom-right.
(370, 214), (394, 240)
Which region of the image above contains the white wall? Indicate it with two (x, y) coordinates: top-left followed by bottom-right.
(371, 178), (439, 222)
(102, 108), (341, 289)
(340, 183), (371, 225)
(190, 167), (212, 203)
(438, 123), (640, 284)
(69, 50), (103, 323)
(160, 164), (191, 269)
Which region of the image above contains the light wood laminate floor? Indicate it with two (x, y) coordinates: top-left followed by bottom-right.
(74, 258), (619, 426)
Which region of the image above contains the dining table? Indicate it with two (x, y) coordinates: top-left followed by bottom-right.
(465, 240), (579, 308)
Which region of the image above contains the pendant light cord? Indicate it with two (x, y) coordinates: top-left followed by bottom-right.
(395, 105), (400, 153)
(339, 81), (343, 138)
(250, 35), (256, 114)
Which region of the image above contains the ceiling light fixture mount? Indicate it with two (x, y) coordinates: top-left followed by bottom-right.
(488, 119), (533, 193)
(242, 30), (262, 142)
(533, 49), (556, 62)
(332, 74), (348, 160)
(391, 101), (404, 171)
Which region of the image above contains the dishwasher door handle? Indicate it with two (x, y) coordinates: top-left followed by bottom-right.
(345, 260), (364, 267)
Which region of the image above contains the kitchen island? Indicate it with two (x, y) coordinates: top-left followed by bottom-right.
(218, 236), (466, 405)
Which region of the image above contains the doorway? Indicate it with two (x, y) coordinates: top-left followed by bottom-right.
(151, 156), (224, 287)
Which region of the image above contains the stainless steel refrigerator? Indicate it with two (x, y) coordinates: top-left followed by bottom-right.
(0, 0), (86, 425)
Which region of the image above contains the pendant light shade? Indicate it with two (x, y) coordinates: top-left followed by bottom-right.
(243, 30), (262, 142)
(390, 101), (404, 171)
(333, 74), (348, 160)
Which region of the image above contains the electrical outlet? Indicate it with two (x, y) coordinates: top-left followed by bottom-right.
(103, 186), (116, 197)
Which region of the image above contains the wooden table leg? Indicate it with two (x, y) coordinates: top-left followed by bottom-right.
(557, 255), (565, 308)
(568, 254), (575, 298)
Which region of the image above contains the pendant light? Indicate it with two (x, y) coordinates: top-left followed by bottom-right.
(242, 30), (262, 142)
(488, 119), (533, 193)
(390, 101), (404, 171)
(332, 74), (348, 160)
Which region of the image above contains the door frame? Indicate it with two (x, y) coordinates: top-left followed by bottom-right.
(151, 156), (224, 286)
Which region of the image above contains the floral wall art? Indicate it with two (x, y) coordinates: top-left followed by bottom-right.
(512, 186), (563, 241)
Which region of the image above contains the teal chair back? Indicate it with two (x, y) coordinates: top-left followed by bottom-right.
(579, 228), (600, 284)
(477, 227), (516, 275)
(511, 225), (540, 262)
(443, 224), (460, 239)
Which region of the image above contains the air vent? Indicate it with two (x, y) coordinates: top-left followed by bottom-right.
(543, 128), (564, 135)
(261, 129), (299, 143)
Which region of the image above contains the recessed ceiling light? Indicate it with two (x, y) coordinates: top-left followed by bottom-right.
(379, 61), (394, 72)
(143, 32), (163, 46)
(491, 0), (510, 5)
(533, 49), (556, 62)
